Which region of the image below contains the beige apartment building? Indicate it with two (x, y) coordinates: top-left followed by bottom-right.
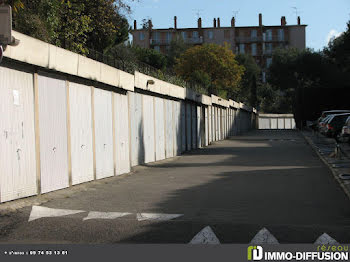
(131, 14), (306, 80)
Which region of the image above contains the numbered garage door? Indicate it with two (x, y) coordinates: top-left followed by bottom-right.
(186, 102), (192, 150)
(114, 93), (130, 175)
(69, 82), (94, 185)
(180, 101), (186, 152)
(94, 88), (114, 179)
(0, 67), (37, 202)
(129, 92), (144, 166)
(142, 94), (155, 164)
(174, 101), (182, 156)
(38, 73), (69, 193)
(155, 97), (165, 161)
(165, 99), (174, 158)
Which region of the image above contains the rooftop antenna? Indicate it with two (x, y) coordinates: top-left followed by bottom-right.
(291, 7), (300, 20)
(192, 9), (203, 19)
(232, 10), (239, 19)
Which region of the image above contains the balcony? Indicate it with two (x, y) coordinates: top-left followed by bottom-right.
(235, 35), (288, 43)
(150, 37), (203, 46)
(235, 36), (263, 43)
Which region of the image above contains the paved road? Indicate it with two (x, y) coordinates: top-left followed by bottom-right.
(1, 130), (350, 244)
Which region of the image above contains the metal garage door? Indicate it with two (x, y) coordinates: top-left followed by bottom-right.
(142, 95), (155, 163)
(155, 97), (165, 161)
(165, 99), (174, 158)
(186, 102), (192, 150)
(38, 73), (69, 193)
(114, 93), (130, 175)
(197, 106), (201, 148)
(69, 82), (94, 185)
(94, 88), (114, 179)
(129, 92), (144, 166)
(204, 106), (209, 146)
(180, 101), (186, 152)
(174, 101), (182, 156)
(191, 104), (197, 149)
(0, 67), (37, 202)
(208, 106), (212, 144)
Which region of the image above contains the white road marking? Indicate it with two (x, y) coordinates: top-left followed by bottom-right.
(314, 233), (339, 245)
(189, 226), (220, 244)
(28, 206), (85, 222)
(136, 213), (183, 221)
(83, 211), (132, 221)
(250, 227), (279, 244)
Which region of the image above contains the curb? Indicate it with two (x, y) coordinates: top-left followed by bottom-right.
(300, 131), (350, 200)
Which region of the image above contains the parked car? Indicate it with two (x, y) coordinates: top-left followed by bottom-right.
(340, 116), (350, 142)
(318, 115), (333, 132)
(322, 113), (350, 138)
(317, 110), (350, 129)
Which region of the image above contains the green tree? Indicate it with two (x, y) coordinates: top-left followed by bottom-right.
(167, 36), (190, 68)
(235, 54), (261, 107)
(324, 20), (350, 74)
(133, 46), (168, 70)
(174, 43), (244, 97)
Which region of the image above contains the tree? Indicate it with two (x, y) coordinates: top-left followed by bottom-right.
(133, 46), (168, 70)
(167, 36), (190, 68)
(6, 0), (132, 54)
(324, 20), (350, 74)
(83, 0), (130, 52)
(174, 44), (244, 97)
(235, 54), (261, 107)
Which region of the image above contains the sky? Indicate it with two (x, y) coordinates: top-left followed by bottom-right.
(127, 0), (350, 51)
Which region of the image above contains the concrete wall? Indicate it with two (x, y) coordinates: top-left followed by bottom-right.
(258, 114), (296, 130)
(0, 31), (257, 203)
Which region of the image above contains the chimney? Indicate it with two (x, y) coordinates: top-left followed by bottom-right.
(174, 16), (177, 29)
(134, 20), (137, 30)
(281, 16), (286, 26)
(198, 17), (202, 28)
(213, 18), (217, 28)
(297, 16), (301, 25)
(231, 17), (235, 27)
(148, 19), (153, 30)
(217, 17), (221, 28)
(259, 13), (262, 26)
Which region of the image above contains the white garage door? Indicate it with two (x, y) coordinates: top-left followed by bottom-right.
(129, 92), (144, 166)
(0, 67), (37, 202)
(94, 88), (114, 179)
(186, 102), (192, 150)
(165, 99), (174, 158)
(69, 82), (94, 185)
(114, 93), (130, 175)
(155, 97), (165, 161)
(180, 101), (186, 152)
(38, 73), (69, 194)
(142, 94), (155, 163)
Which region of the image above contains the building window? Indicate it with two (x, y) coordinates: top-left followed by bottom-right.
(266, 58), (272, 68)
(154, 46), (160, 52)
(208, 31), (213, 39)
(266, 43), (273, 54)
(251, 29), (257, 40)
(181, 31), (187, 40)
(139, 32), (145, 41)
(239, 44), (245, 54)
(278, 29), (284, 41)
(166, 32), (172, 43)
(153, 32), (160, 44)
(193, 31), (199, 38)
(251, 43), (257, 56)
(266, 29), (272, 41)
(224, 30), (230, 39)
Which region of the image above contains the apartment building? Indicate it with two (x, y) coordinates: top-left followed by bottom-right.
(131, 14), (307, 78)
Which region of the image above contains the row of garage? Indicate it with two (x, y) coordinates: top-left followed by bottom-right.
(0, 65), (256, 203)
